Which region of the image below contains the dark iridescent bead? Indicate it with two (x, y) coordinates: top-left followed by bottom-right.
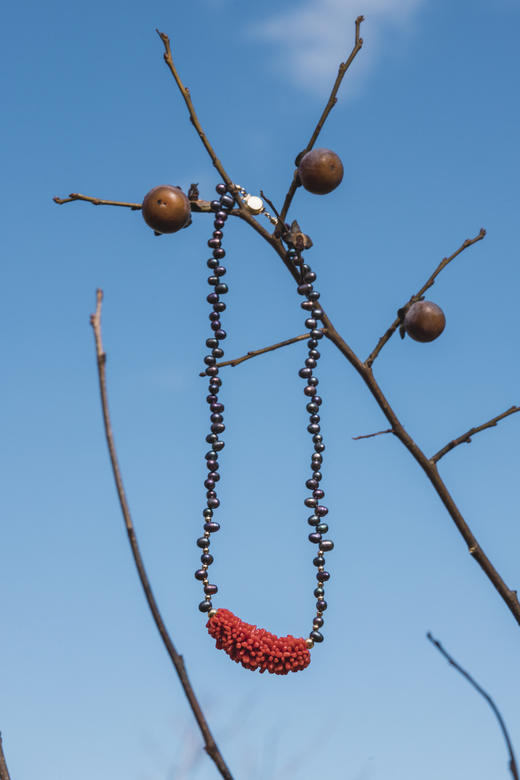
(206, 394), (218, 403)
(316, 599), (328, 611)
(204, 521), (220, 533)
(203, 508), (213, 518)
(305, 318), (317, 330)
(308, 291), (320, 301)
(205, 449), (217, 459)
(216, 183), (227, 195)
(313, 616), (324, 628)
(307, 423), (320, 434)
(310, 328), (322, 339)
(210, 321), (221, 331)
(307, 339), (318, 349)
(213, 248), (226, 260)
(308, 532), (322, 544)
(313, 488), (324, 499)
(212, 472), (220, 482)
(213, 441), (225, 451)
(206, 433), (218, 444)
(308, 376), (319, 387)
(307, 514), (319, 526)
(210, 200), (221, 212)
(297, 283), (312, 296)
(316, 523), (328, 534)
(215, 266), (226, 277)
(299, 367), (312, 379)
(199, 601), (212, 612)
(313, 396), (322, 406)
(305, 497), (317, 508)
(309, 417), (321, 427)
(213, 230), (223, 240)
(304, 385), (316, 397)
(213, 301), (226, 312)
(312, 471), (322, 481)
(211, 423), (225, 434)
(306, 478), (318, 490)
(210, 414), (223, 424)
(214, 218), (225, 229)
(206, 339), (219, 350)
(312, 453), (323, 464)
(201, 553), (214, 565)
(215, 283), (228, 294)
(311, 461), (321, 472)
(319, 540), (334, 552)
(206, 366), (218, 376)
(306, 402), (318, 414)
(314, 586), (324, 598)
(215, 211), (227, 221)
(215, 329), (227, 340)
(305, 358), (317, 369)
(210, 402), (224, 413)
(301, 300), (314, 311)
(207, 258), (219, 269)
(204, 355), (216, 366)
(208, 238), (221, 249)
(209, 311), (219, 321)
(220, 194), (235, 209)
(301, 264), (311, 274)
(204, 584), (218, 595)
(316, 506), (328, 517)
(309, 349), (320, 360)
(207, 497), (220, 509)
(197, 537), (209, 548)
(304, 271), (316, 282)
(314, 442), (325, 453)
(207, 292), (219, 304)
(194, 569), (207, 580)
(207, 460), (219, 472)
(317, 571), (330, 582)
(313, 434), (323, 444)
(313, 556), (325, 567)
(312, 309), (323, 320)
(310, 630), (324, 643)
(204, 478), (215, 489)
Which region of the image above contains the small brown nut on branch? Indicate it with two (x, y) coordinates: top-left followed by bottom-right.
(403, 301), (446, 342)
(298, 148), (344, 195)
(142, 185), (191, 233)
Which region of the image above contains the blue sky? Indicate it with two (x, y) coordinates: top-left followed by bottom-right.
(1, 0), (520, 778)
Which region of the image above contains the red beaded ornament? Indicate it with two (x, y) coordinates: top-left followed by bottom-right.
(196, 182), (334, 673)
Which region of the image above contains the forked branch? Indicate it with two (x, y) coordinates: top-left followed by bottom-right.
(206, 331), (324, 372)
(90, 290), (233, 780)
(431, 406), (520, 463)
(427, 632), (519, 780)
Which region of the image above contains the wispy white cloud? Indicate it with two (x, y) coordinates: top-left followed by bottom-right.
(252, 0), (426, 97)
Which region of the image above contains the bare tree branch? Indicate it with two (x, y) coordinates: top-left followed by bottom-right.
(366, 228), (486, 367)
(200, 331), (322, 374)
(352, 429), (393, 441)
(427, 632), (519, 780)
(89, 290), (234, 780)
(53, 193), (142, 209)
(431, 406), (520, 464)
(0, 733), (11, 780)
(278, 16), (364, 227)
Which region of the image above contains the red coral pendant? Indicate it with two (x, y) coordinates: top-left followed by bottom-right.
(207, 608), (311, 675)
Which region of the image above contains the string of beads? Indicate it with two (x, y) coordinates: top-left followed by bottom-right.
(194, 182), (334, 672)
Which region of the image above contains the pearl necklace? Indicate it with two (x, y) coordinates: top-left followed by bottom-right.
(195, 182), (334, 674)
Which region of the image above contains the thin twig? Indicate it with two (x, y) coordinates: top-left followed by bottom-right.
(200, 332), (319, 375)
(352, 429), (393, 441)
(427, 633), (519, 780)
(0, 733), (11, 780)
(431, 406), (520, 463)
(53, 193), (142, 209)
(277, 15), (364, 227)
(366, 228), (486, 366)
(90, 290), (233, 780)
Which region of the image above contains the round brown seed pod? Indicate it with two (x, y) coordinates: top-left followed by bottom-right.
(298, 148), (344, 195)
(141, 185), (191, 233)
(403, 301), (446, 342)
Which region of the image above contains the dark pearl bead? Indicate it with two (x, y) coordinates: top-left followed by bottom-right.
(308, 376), (319, 387)
(211, 423), (225, 434)
(203, 508), (213, 518)
(309, 349), (320, 359)
(204, 356), (216, 366)
(210, 320), (221, 330)
(317, 571), (330, 582)
(208, 238), (221, 249)
(209, 312), (220, 321)
(307, 339), (318, 349)
(316, 522), (328, 533)
(214, 218), (225, 229)
(194, 569), (207, 580)
(204, 521), (220, 533)
(305, 497), (317, 508)
(215, 329), (227, 340)
(305, 358), (317, 369)
(314, 442), (325, 453)
(204, 479), (215, 490)
(210, 414), (223, 424)
(314, 586), (324, 598)
(310, 630), (323, 643)
(313, 396), (322, 406)
(213, 248), (226, 260)
(313, 556), (325, 567)
(307, 423), (320, 434)
(313, 488), (325, 499)
(215, 210), (227, 221)
(216, 183), (227, 195)
(319, 540), (334, 552)
(212, 472), (220, 482)
(309, 414), (320, 423)
(313, 434), (323, 443)
(307, 514), (319, 526)
(301, 300), (314, 311)
(206, 339), (219, 350)
(207, 497), (220, 509)
(310, 328), (322, 339)
(313, 616), (324, 628)
(215, 266), (226, 277)
(311, 461), (321, 472)
(199, 601), (212, 612)
(297, 283), (312, 296)
(213, 441), (225, 451)
(305, 318), (317, 330)
(308, 291), (320, 301)
(312, 453), (323, 464)
(316, 599), (327, 611)
(211, 402), (224, 413)
(308, 532), (322, 544)
(304, 386), (316, 396)
(205, 366), (218, 376)
(312, 309), (323, 320)
(207, 460), (219, 472)
(316, 506), (328, 517)
(312, 471), (322, 481)
(206, 433), (218, 444)
(306, 402), (318, 414)
(207, 293), (220, 306)
(210, 200), (221, 212)
(299, 367), (312, 379)
(220, 194), (235, 209)
(213, 230), (223, 239)
(215, 283), (228, 294)
(306, 478), (318, 490)
(207, 258), (219, 269)
(204, 584), (218, 595)
(197, 537), (209, 548)
(213, 301), (226, 312)
(201, 553), (214, 565)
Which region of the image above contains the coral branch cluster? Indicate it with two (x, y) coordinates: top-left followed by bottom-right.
(207, 609), (311, 675)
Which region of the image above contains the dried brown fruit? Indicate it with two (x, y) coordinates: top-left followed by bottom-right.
(298, 149), (344, 195)
(141, 185), (191, 233)
(403, 301), (446, 342)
